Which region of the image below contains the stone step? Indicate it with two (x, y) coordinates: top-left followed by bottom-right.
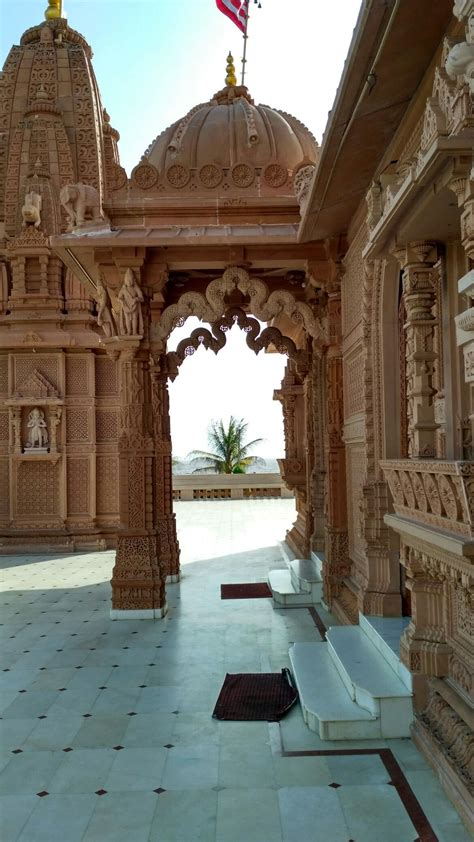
(310, 550), (325, 579)
(289, 559), (323, 600)
(278, 540), (296, 567)
(289, 642), (381, 740)
(267, 569), (318, 608)
(326, 625), (413, 737)
(359, 613), (412, 691)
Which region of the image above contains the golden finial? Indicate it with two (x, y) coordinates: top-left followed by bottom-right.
(44, 0), (62, 20)
(225, 52), (237, 87)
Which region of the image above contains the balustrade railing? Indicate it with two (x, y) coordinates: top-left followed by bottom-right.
(380, 460), (473, 538)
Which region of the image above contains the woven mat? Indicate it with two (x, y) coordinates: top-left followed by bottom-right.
(212, 669), (298, 721)
(220, 582), (272, 599)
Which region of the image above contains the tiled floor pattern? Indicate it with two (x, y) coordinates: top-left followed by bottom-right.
(0, 500), (471, 841)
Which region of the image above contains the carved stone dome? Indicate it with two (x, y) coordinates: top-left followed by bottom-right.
(137, 83), (318, 196)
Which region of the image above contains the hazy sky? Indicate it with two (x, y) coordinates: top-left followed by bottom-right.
(2, 0), (362, 458)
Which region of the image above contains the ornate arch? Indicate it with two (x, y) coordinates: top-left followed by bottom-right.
(164, 306), (310, 381)
(154, 266), (323, 342)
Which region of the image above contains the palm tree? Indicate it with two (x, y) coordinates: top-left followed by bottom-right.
(187, 417), (266, 474)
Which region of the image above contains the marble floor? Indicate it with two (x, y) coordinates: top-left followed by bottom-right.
(0, 500), (470, 841)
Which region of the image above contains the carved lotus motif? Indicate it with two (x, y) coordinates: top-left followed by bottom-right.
(166, 164), (190, 188)
(199, 164), (222, 188)
(231, 163), (255, 188)
(263, 163), (287, 188)
(133, 164), (158, 189)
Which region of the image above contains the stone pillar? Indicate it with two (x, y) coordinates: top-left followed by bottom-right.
(310, 350), (326, 553)
(109, 339), (166, 619)
(150, 356), (180, 583)
(394, 241), (440, 459)
(450, 166), (474, 459)
(323, 276), (350, 608)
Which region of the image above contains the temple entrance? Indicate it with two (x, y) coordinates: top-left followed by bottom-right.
(167, 312), (297, 569)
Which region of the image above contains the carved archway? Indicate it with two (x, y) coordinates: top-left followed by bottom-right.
(165, 306), (310, 381)
(154, 266), (325, 344)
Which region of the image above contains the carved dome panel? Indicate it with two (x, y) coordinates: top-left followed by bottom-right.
(137, 85), (318, 197)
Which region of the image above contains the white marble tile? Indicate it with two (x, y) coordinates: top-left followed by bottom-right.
(216, 788), (282, 842)
(150, 789), (217, 841)
(0, 794), (38, 840)
(18, 794), (97, 842)
(218, 743), (276, 788)
(337, 783), (417, 842)
(0, 751), (63, 795)
(162, 744), (219, 790)
(278, 786), (350, 842)
(82, 791), (157, 842)
(47, 748), (116, 794)
(104, 747), (168, 792)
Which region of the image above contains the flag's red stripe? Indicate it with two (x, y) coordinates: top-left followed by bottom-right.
(216, 0), (248, 33)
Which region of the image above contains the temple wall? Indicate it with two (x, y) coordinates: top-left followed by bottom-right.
(0, 349), (120, 552)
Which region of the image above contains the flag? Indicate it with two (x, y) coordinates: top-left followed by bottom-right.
(216, 0), (249, 33)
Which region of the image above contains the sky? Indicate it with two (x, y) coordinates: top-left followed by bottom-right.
(2, 0), (362, 459)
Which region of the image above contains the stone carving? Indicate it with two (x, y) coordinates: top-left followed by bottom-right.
(118, 269), (144, 336)
(59, 182), (104, 231)
(231, 163), (255, 188)
(155, 267), (321, 342)
(26, 407), (49, 450)
(96, 278), (117, 338)
(21, 191), (42, 228)
(294, 164), (315, 209)
(381, 460), (473, 537)
(132, 163), (159, 189)
(166, 164), (190, 188)
(199, 164), (223, 188)
(445, 41), (474, 92)
(263, 163), (288, 188)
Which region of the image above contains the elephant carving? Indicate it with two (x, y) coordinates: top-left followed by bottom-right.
(60, 182), (104, 231)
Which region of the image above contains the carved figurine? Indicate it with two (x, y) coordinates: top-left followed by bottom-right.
(294, 164), (315, 210)
(21, 191), (42, 228)
(96, 277), (117, 337)
(118, 268), (144, 336)
(59, 182), (104, 231)
(26, 407), (49, 449)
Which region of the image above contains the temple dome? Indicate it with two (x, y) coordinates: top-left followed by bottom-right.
(137, 82), (318, 195)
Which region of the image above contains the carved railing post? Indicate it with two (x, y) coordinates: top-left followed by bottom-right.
(394, 241), (440, 459)
(324, 274), (350, 604)
(150, 355), (180, 582)
(399, 545), (452, 710)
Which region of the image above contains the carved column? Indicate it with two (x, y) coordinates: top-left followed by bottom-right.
(150, 356), (180, 582)
(394, 241), (440, 459)
(310, 350), (326, 553)
(450, 166), (474, 460)
(324, 275), (350, 607)
(274, 360), (309, 557)
(109, 339), (166, 619)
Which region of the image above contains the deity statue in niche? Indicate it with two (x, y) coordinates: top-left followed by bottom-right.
(26, 407), (49, 450)
(118, 268), (144, 335)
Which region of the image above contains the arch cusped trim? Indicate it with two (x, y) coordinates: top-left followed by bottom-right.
(165, 307), (310, 381)
(154, 266), (322, 342)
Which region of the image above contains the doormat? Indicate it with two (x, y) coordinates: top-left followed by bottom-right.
(220, 582), (272, 599)
(212, 669), (298, 721)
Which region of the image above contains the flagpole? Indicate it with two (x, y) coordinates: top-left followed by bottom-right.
(241, 5), (249, 86)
